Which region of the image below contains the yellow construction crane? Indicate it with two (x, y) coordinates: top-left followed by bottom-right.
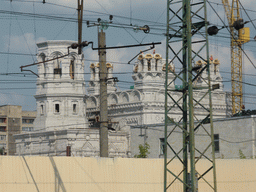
(222, 0), (250, 114)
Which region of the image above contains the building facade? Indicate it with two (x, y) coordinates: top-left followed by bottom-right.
(0, 105), (36, 155)
(86, 53), (230, 132)
(15, 40), (234, 158)
(15, 40), (130, 157)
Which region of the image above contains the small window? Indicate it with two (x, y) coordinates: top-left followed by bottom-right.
(0, 118), (6, 123)
(55, 104), (60, 113)
(22, 127), (34, 132)
(22, 119), (34, 124)
(214, 134), (219, 153)
(73, 104), (77, 113)
(0, 127), (6, 132)
(160, 138), (165, 156)
(0, 135), (6, 140)
(40, 105), (44, 115)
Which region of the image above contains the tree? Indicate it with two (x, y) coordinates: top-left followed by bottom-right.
(134, 142), (150, 158)
(239, 149), (246, 159)
(0, 148), (4, 155)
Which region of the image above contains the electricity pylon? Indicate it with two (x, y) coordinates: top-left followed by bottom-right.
(164, 0), (217, 192)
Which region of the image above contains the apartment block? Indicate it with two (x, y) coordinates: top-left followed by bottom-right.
(0, 105), (36, 155)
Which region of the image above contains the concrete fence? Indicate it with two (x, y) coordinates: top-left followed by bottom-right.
(0, 156), (255, 192)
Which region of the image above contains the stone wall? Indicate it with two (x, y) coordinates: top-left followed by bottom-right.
(131, 116), (256, 159)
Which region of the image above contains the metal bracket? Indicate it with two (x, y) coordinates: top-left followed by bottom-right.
(128, 44), (156, 64)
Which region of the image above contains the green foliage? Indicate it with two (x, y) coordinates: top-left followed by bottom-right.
(239, 149), (246, 159)
(134, 142), (150, 158)
(0, 148), (4, 155)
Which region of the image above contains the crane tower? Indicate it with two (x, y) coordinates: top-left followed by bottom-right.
(222, 0), (250, 114)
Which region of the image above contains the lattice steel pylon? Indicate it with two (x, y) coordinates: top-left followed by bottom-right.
(164, 0), (217, 192)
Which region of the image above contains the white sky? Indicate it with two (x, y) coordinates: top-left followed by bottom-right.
(0, 0), (255, 111)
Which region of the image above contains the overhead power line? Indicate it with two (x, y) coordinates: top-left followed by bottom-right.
(207, 0), (256, 70)
(237, 0), (256, 31)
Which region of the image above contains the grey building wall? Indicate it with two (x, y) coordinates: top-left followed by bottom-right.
(131, 116), (256, 159)
(15, 128), (130, 158)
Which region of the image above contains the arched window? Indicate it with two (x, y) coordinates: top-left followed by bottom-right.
(40, 54), (46, 77)
(73, 104), (77, 113)
(92, 68), (95, 79)
(40, 105), (44, 115)
(70, 57), (75, 79)
(53, 52), (62, 76)
(55, 104), (60, 113)
(147, 60), (151, 71)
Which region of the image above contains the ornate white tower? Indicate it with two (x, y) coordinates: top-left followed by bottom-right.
(194, 56), (224, 90)
(33, 40), (87, 131)
(88, 62), (116, 95)
(132, 53), (175, 90)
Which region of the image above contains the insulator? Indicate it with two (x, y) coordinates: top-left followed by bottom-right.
(143, 25), (150, 33)
(97, 18), (101, 23)
(233, 18), (244, 30)
(207, 26), (219, 36)
(81, 41), (89, 47)
(86, 21), (89, 26)
(99, 20), (109, 30)
(109, 15), (113, 21)
(71, 43), (78, 49)
(133, 25), (139, 33)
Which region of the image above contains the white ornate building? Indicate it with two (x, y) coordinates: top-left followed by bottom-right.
(15, 41), (129, 157)
(33, 41), (87, 131)
(86, 53), (230, 131)
(15, 40), (230, 157)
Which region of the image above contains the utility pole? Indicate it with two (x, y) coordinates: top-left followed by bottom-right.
(86, 17), (161, 158)
(98, 29), (108, 157)
(77, 0), (84, 55)
(78, 1), (108, 157)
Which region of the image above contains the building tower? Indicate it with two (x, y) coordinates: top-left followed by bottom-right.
(33, 40), (87, 131)
(88, 62), (116, 95)
(132, 53), (175, 91)
(194, 56), (224, 90)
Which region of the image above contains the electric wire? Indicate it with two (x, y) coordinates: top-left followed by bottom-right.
(33, 1), (37, 43)
(93, 0), (140, 44)
(0, 1), (254, 105)
(1, 7), (256, 42)
(208, 1), (256, 16)
(2, 0), (256, 31)
(237, 0), (256, 31)
(207, 0), (256, 69)
(9, 4), (36, 63)
(53, 10), (77, 40)
(6, 2), (12, 74)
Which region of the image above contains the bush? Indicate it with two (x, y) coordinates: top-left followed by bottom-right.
(134, 143), (150, 158)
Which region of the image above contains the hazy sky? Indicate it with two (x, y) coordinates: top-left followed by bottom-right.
(0, 0), (255, 111)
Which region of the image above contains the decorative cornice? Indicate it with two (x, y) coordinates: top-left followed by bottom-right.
(37, 40), (77, 49)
